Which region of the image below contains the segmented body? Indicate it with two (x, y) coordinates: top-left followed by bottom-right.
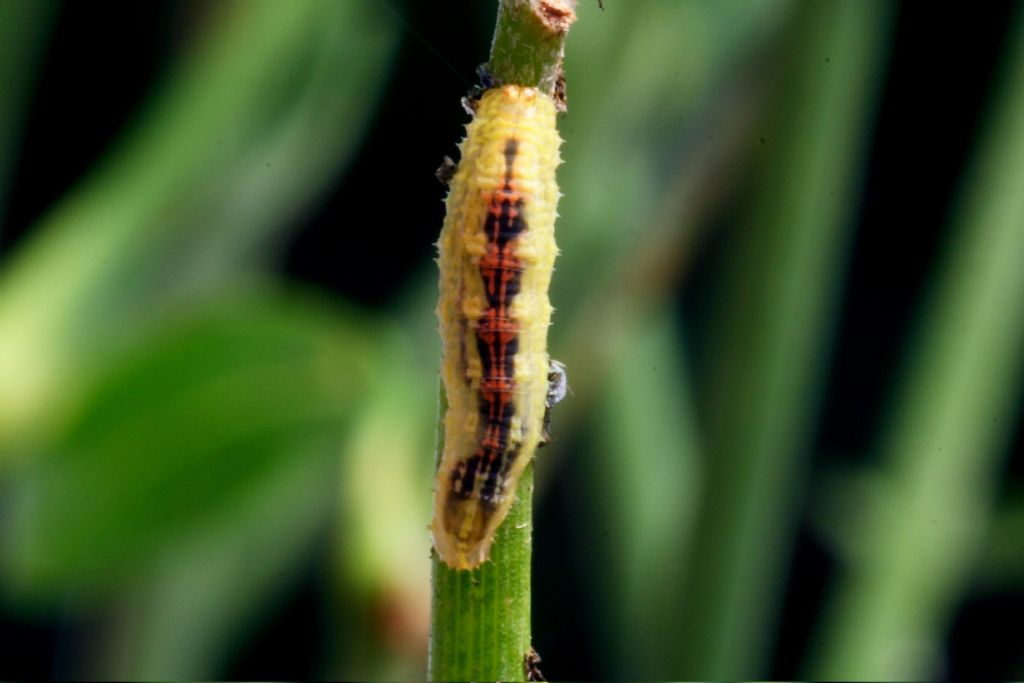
(434, 85), (561, 569)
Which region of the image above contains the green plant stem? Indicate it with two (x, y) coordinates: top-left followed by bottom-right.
(675, 1), (891, 676)
(428, 3), (575, 680)
(810, 8), (1024, 679)
(429, 420), (534, 682)
(429, 382), (534, 681)
(488, 0), (575, 95)
(428, 478), (532, 680)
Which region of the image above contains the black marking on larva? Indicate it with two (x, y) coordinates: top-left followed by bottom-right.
(477, 380), (517, 426)
(447, 135), (530, 511)
(476, 330), (519, 389)
(449, 448), (506, 508)
(484, 142), (525, 254)
(479, 447), (506, 505)
(484, 443), (522, 504)
(503, 138), (519, 181)
(451, 456), (478, 499)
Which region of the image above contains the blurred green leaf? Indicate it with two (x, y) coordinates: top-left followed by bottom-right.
(539, 0), (796, 463)
(556, 0), (794, 304)
(0, 289), (376, 598)
(91, 447), (336, 679)
(0, 0), (398, 446)
(326, 323), (436, 680)
(337, 324), (434, 591)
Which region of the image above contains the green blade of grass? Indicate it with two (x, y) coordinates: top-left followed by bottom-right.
(585, 308), (702, 677)
(676, 1), (892, 676)
(810, 9), (1024, 678)
(0, 289), (375, 597)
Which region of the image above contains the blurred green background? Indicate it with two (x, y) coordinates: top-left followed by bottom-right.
(1, 0), (1023, 679)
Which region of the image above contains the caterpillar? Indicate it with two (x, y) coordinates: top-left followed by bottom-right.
(433, 84), (562, 570)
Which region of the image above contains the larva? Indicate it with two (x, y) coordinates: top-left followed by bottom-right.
(433, 85), (562, 570)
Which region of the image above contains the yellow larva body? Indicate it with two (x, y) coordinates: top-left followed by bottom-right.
(433, 85), (561, 570)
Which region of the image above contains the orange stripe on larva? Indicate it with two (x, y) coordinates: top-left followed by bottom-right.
(433, 85), (562, 570)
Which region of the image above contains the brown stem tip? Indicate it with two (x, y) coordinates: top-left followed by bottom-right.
(536, 0), (577, 34)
